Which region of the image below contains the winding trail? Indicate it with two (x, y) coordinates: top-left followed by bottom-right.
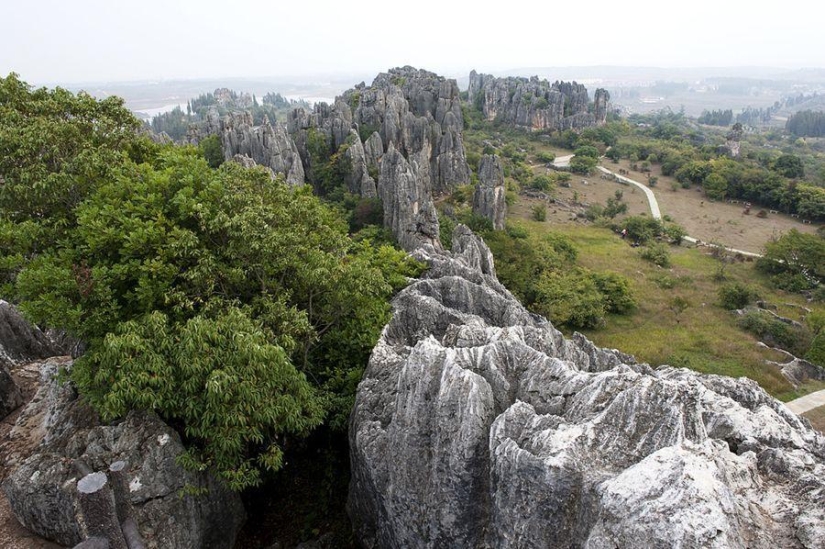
(596, 164), (763, 258)
(596, 166), (661, 219)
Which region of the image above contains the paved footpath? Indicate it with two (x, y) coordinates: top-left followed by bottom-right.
(785, 389), (825, 415)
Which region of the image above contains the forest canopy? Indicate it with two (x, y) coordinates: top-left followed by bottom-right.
(0, 74), (420, 490)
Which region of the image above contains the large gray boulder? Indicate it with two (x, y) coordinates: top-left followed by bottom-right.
(348, 225), (825, 548)
(472, 154), (506, 230)
(467, 70), (602, 132)
(2, 359), (245, 549)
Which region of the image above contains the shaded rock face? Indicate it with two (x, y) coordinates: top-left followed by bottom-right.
(348, 225), (825, 548)
(468, 70), (609, 132)
(472, 155), (506, 230)
(378, 144), (440, 251)
(343, 129), (377, 198)
(2, 359), (245, 549)
(218, 111), (305, 186)
(0, 301), (63, 419)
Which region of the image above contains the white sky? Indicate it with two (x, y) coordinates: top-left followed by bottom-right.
(3, 0), (823, 85)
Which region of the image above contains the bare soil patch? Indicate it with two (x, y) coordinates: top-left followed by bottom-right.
(603, 158), (822, 254)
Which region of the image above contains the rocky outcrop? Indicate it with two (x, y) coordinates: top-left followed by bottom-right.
(468, 70), (609, 132)
(0, 363), (22, 419)
(472, 155), (506, 230)
(288, 67), (473, 249)
(2, 359), (244, 549)
(348, 225), (825, 548)
(218, 112), (304, 186)
(378, 144), (440, 251)
(0, 301), (63, 419)
(343, 129), (377, 198)
(594, 88), (610, 125)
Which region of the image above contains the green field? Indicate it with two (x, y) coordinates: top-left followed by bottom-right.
(504, 208), (825, 401)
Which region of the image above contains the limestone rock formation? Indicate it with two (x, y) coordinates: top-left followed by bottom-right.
(2, 359), (244, 549)
(468, 70), (609, 132)
(218, 112), (304, 186)
(472, 154), (506, 230)
(343, 129), (377, 198)
(594, 88), (610, 125)
(348, 225), (825, 548)
(287, 67), (474, 248)
(378, 144), (440, 251)
(0, 301), (63, 419)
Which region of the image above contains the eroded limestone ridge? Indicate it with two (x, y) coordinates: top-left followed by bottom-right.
(287, 67), (476, 250)
(348, 224), (825, 548)
(215, 111), (305, 186)
(468, 70), (610, 132)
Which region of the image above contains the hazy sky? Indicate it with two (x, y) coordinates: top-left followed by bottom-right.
(3, 0), (823, 85)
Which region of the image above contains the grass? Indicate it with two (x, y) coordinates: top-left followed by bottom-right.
(803, 405), (825, 433)
(505, 208), (825, 401)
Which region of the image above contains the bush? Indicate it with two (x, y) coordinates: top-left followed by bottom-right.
(640, 243), (671, 267)
(807, 333), (825, 366)
(537, 151), (555, 163)
(570, 155), (598, 175)
(528, 174), (555, 192)
(531, 204), (547, 222)
(737, 310), (812, 357)
(199, 134), (224, 168)
(718, 282), (757, 310)
(592, 272), (636, 314)
(623, 216), (663, 244)
(14, 150), (421, 490)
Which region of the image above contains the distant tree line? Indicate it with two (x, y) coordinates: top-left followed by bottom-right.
(698, 109), (733, 126)
(786, 110), (825, 137)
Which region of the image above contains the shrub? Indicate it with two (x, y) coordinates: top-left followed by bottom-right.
(623, 216), (663, 244)
(528, 174), (555, 192)
(737, 310), (812, 357)
(640, 243), (671, 267)
(532, 204), (547, 222)
(718, 282), (757, 310)
(570, 155), (598, 175)
(537, 151), (555, 163)
(807, 333), (825, 367)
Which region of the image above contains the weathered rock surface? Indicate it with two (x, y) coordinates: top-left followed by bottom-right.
(593, 88), (610, 126)
(348, 225), (825, 548)
(378, 144), (440, 251)
(287, 67), (473, 247)
(0, 301), (63, 419)
(472, 155), (506, 230)
(468, 70), (609, 132)
(343, 129), (377, 198)
(2, 359), (244, 549)
(218, 112), (304, 186)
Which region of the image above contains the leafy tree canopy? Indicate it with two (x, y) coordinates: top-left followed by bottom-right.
(1, 74), (422, 490)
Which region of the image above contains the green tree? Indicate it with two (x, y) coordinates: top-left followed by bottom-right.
(772, 154), (804, 179)
(200, 134), (224, 168)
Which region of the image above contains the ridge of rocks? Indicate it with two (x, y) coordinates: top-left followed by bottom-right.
(348, 224), (825, 548)
(468, 70), (610, 132)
